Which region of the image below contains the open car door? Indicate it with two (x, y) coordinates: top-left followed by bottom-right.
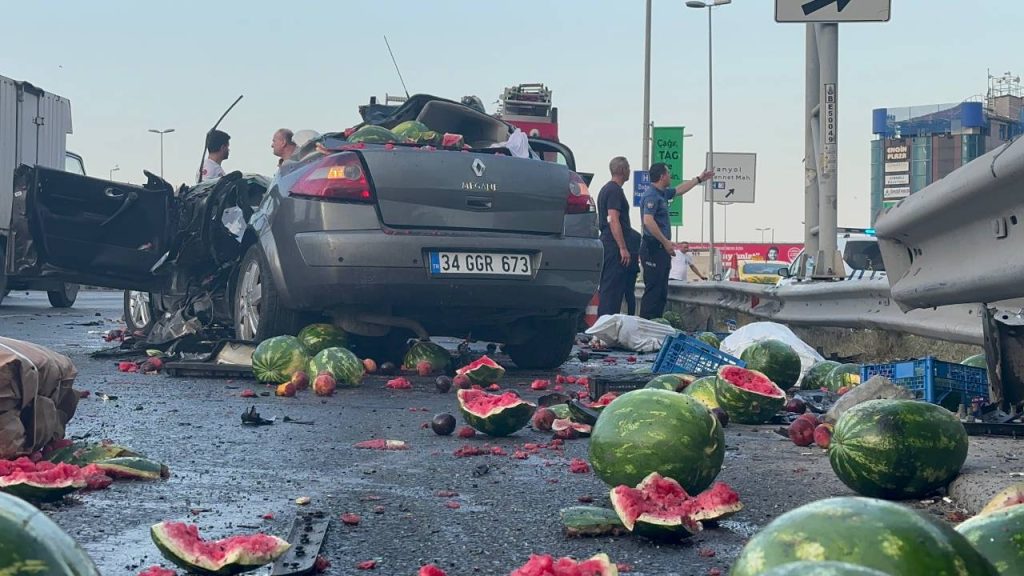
(5, 165), (173, 292)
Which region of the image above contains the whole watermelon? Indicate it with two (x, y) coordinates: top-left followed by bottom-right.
(402, 340), (451, 372)
(680, 376), (720, 410)
(588, 389), (725, 494)
(731, 497), (999, 576)
(826, 363), (862, 392)
(348, 125), (400, 144)
(759, 562), (893, 576)
(308, 347), (364, 387)
(802, 360), (840, 390)
(961, 354), (987, 369)
(696, 332), (721, 349)
(956, 505), (1024, 574)
(252, 336), (310, 384)
(297, 323), (348, 357)
(0, 492), (101, 575)
(662, 310), (684, 329)
(739, 339), (802, 391)
(829, 399), (968, 499)
(392, 120), (438, 144)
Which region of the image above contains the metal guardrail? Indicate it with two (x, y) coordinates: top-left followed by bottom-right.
(665, 278), (984, 345)
(875, 138), (1024, 311)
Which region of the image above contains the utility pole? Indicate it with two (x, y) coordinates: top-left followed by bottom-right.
(642, 0), (653, 168)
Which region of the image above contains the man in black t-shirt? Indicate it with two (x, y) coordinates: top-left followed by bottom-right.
(597, 156), (640, 317)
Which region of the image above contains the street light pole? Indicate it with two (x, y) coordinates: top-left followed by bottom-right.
(642, 0), (652, 168)
(109, 165), (120, 181)
(686, 0), (730, 278)
(148, 128), (175, 180)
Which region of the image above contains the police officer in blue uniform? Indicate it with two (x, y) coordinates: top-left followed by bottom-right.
(639, 163), (714, 319)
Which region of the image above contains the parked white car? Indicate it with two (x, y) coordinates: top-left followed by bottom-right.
(777, 228), (887, 286)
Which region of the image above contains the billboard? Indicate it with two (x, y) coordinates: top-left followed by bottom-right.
(687, 243), (804, 263)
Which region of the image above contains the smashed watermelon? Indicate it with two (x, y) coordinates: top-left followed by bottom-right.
(978, 482), (1024, 517)
(150, 521), (290, 575)
(251, 336), (309, 384)
(510, 553), (618, 576)
(456, 355), (505, 385)
(714, 365), (786, 424)
(456, 389), (534, 437)
(402, 340), (451, 372)
(0, 459), (87, 501)
(610, 472), (742, 540)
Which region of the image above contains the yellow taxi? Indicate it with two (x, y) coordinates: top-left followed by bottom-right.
(737, 260), (790, 284)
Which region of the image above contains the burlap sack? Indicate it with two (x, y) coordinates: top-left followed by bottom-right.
(0, 337), (79, 459)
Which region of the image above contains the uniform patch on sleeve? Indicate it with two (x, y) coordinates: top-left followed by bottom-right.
(645, 201), (655, 209)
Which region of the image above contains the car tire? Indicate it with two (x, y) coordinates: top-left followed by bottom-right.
(504, 314), (579, 370)
(123, 290), (159, 333)
(234, 244), (308, 342)
(47, 283), (79, 308)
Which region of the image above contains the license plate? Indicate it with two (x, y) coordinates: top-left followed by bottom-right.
(428, 252), (532, 276)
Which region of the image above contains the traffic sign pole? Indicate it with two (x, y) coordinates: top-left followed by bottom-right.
(803, 23), (820, 266)
(814, 22), (839, 277)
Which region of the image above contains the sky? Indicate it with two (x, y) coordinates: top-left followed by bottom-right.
(2, 0), (1019, 243)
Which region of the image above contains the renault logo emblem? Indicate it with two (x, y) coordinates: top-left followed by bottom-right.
(472, 158), (486, 177)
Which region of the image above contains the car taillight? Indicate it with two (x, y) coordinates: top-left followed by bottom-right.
(566, 171), (593, 214)
(290, 152), (374, 203)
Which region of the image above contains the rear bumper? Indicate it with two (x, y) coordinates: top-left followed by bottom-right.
(263, 229), (602, 315)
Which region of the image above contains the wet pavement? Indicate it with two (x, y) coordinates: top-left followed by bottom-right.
(0, 290), (1014, 575)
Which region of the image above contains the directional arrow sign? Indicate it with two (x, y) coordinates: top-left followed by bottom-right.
(704, 152), (756, 204)
(775, 0), (890, 22)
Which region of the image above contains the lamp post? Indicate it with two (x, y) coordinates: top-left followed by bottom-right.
(642, 0), (653, 168)
(109, 165), (120, 181)
(686, 0), (731, 278)
(756, 226), (775, 244)
(147, 128), (175, 180)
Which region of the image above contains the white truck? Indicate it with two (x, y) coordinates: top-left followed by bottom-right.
(1, 74), (82, 307)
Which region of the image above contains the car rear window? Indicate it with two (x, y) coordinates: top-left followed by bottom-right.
(742, 262), (784, 275)
(843, 240), (885, 271)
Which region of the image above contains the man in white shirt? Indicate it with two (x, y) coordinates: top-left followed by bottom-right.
(199, 130), (231, 183)
(669, 242), (706, 281)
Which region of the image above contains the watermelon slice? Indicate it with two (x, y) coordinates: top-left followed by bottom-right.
(455, 355), (505, 385)
(610, 472), (742, 540)
(150, 522), (289, 575)
(456, 389), (534, 437)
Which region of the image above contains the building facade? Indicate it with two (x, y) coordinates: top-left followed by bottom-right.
(870, 76), (1024, 223)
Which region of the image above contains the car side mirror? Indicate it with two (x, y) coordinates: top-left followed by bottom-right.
(778, 268), (791, 278)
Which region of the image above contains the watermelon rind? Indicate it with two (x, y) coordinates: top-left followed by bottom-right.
(826, 363), (862, 392)
(457, 389), (535, 437)
(802, 360), (841, 390)
(559, 506), (628, 538)
(978, 482), (1024, 517)
(251, 336), (309, 384)
(548, 404), (571, 420)
(0, 492), (101, 575)
(828, 399), (968, 500)
(609, 472), (721, 540)
(93, 457), (169, 480)
(402, 340), (451, 372)
(151, 521), (290, 575)
(956, 505), (1024, 574)
(739, 339), (802, 391)
(308, 347), (364, 387)
(731, 497), (999, 576)
(589, 389), (725, 494)
(46, 441), (141, 465)
(715, 366), (786, 424)
(680, 376), (721, 410)
(759, 561), (895, 575)
(456, 355), (505, 385)
(296, 323), (348, 356)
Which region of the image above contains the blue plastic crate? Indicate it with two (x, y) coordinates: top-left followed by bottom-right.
(652, 333), (745, 376)
(860, 357), (989, 405)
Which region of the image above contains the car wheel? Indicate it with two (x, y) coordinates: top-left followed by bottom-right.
(47, 283), (79, 308)
(123, 290), (157, 332)
(234, 244), (307, 342)
(504, 314), (579, 370)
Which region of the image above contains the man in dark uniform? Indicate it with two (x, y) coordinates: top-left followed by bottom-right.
(596, 157), (638, 317)
(639, 162), (714, 319)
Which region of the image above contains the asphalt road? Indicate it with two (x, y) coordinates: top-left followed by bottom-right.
(0, 290), (1014, 576)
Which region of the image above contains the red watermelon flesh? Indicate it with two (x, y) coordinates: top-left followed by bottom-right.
(510, 553), (617, 576)
(459, 389), (525, 417)
(719, 365), (784, 397)
(137, 567), (177, 576)
(455, 355), (506, 385)
(610, 472), (743, 532)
